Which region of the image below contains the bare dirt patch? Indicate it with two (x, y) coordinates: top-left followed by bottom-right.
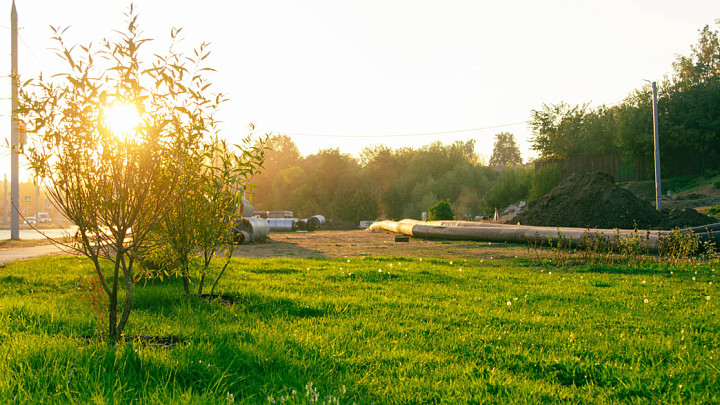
(232, 229), (528, 260)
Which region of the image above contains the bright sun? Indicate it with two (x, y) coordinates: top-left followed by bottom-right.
(103, 103), (141, 136)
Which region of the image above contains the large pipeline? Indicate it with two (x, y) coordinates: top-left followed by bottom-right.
(369, 219), (720, 251)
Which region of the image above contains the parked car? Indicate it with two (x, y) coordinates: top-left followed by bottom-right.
(24, 216), (36, 225)
(37, 212), (52, 223)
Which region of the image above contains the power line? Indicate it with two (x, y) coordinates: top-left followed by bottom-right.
(272, 121), (529, 139)
(18, 32), (45, 70)
(242, 94), (657, 140)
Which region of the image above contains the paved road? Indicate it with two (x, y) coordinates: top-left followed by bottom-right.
(0, 227), (78, 264)
(0, 244), (69, 265)
(0, 227), (77, 240)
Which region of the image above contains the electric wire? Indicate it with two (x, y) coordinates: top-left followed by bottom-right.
(254, 120), (530, 139)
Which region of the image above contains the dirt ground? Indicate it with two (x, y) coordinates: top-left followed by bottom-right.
(232, 229), (529, 260)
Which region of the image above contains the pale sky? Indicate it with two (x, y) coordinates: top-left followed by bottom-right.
(2, 0), (719, 180)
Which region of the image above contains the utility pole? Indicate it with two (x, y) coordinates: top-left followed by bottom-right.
(651, 81), (661, 211)
(34, 178), (38, 219)
(3, 174), (6, 223)
(10, 1), (19, 239)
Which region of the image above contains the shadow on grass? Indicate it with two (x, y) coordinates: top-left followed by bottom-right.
(132, 287), (326, 319)
(245, 267), (300, 275)
(522, 259), (674, 276)
(232, 239), (326, 259)
(416, 269), (461, 285)
(574, 264), (668, 276)
(231, 292), (325, 318)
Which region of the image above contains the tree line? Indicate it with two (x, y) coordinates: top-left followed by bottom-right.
(249, 135), (530, 223)
(530, 21), (720, 178)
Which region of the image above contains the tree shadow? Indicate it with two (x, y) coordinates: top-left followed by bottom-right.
(229, 292), (326, 318)
(131, 287), (326, 319)
(232, 239), (326, 259)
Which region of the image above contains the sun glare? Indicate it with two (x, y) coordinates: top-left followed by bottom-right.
(103, 103), (141, 136)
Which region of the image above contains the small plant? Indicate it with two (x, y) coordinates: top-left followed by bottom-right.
(428, 199), (456, 221)
(266, 382), (349, 404)
(700, 204), (720, 218)
(77, 275), (108, 336)
(658, 228), (717, 266)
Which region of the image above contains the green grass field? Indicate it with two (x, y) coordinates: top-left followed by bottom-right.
(0, 252), (718, 403)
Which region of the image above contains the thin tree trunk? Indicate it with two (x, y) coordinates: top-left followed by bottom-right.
(182, 264), (190, 295)
(86, 233), (111, 297)
(108, 252), (122, 343)
(197, 273), (205, 296)
(116, 253), (133, 336)
(197, 251), (212, 295)
(210, 258), (231, 296)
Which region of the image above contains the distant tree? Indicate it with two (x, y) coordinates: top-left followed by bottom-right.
(428, 200), (456, 221)
(251, 135), (301, 209)
(483, 167), (533, 212)
(360, 145), (406, 218)
(672, 21), (720, 88)
(271, 165), (318, 217)
(662, 20), (720, 175)
(530, 103), (589, 159)
(528, 21), (720, 178)
(302, 148), (360, 218)
(489, 132), (522, 166)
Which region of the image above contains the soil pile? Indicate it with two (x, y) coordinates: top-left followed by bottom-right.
(515, 172), (717, 230)
(665, 207), (717, 229)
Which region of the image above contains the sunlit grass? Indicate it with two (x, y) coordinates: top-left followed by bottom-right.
(0, 254), (718, 403)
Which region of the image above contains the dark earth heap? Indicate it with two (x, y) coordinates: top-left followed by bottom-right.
(515, 172), (717, 230)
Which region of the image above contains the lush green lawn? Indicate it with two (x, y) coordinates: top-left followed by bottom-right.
(0, 253), (718, 403)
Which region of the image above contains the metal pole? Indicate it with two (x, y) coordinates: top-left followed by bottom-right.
(3, 174), (6, 223)
(10, 1), (19, 239)
(651, 82), (662, 211)
(35, 178), (39, 219)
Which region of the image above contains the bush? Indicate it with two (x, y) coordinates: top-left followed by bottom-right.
(530, 166), (565, 200)
(702, 204), (720, 218)
(428, 200), (456, 221)
(484, 167), (533, 213)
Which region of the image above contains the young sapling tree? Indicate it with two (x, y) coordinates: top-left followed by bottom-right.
(18, 7), (223, 341)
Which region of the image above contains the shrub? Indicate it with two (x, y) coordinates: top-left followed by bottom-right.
(428, 200), (456, 221)
(530, 166), (565, 200)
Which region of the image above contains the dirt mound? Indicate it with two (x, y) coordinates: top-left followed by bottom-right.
(515, 172), (717, 230)
(666, 208), (718, 229)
